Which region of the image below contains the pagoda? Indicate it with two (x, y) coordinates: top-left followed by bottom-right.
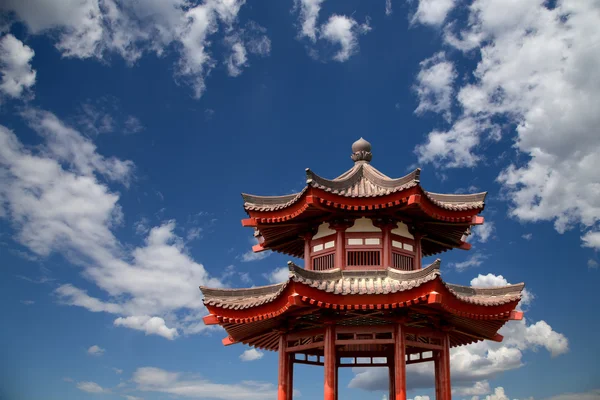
(200, 138), (524, 400)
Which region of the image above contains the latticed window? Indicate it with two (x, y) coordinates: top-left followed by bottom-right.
(313, 253), (335, 271)
(392, 252), (413, 270)
(347, 250), (381, 266)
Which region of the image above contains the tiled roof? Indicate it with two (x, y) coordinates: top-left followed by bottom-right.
(242, 164), (486, 212)
(200, 260), (523, 309)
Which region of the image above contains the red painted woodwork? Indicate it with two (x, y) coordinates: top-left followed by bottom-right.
(438, 333), (451, 400)
(434, 353), (442, 400)
(394, 324), (407, 400)
(287, 353), (294, 400)
(279, 334), (289, 400)
(324, 324), (336, 400)
(414, 232), (423, 269)
(304, 231), (313, 270)
(389, 361), (395, 400)
(204, 280), (521, 326)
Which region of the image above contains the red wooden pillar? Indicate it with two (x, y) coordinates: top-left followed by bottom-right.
(374, 218), (397, 267)
(434, 351), (442, 400)
(393, 323), (407, 400)
(414, 232), (423, 270)
(287, 353), (294, 400)
(329, 220), (353, 270)
(439, 333), (452, 400)
(278, 334), (289, 400)
(304, 231), (314, 270)
(324, 323), (336, 400)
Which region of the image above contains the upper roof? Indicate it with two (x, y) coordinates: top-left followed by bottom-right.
(243, 164), (486, 213)
(240, 139), (488, 257)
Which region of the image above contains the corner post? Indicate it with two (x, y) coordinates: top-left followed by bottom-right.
(414, 231), (423, 270)
(278, 333), (289, 400)
(329, 219), (354, 270)
(439, 333), (452, 400)
(393, 323), (407, 400)
(434, 351), (442, 400)
(303, 231), (314, 270)
(374, 218), (397, 268)
(287, 352), (294, 400)
(324, 323), (336, 400)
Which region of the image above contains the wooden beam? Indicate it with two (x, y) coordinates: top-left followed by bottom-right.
(405, 340), (443, 351)
(335, 339), (395, 346)
(509, 310), (524, 320)
(278, 334), (289, 400)
(287, 327), (325, 341)
(394, 324), (407, 400)
(286, 341), (324, 353)
(203, 314), (219, 325)
(222, 336), (236, 346)
(241, 218), (258, 227)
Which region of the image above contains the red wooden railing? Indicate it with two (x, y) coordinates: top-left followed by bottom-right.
(347, 250), (381, 267)
(313, 253), (335, 271)
(392, 251), (413, 271)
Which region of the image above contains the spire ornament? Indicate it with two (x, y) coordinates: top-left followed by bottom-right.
(351, 137), (373, 162)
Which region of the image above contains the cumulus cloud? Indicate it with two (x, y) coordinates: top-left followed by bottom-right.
(349, 272), (567, 392)
(240, 249), (271, 262)
(470, 222), (495, 243)
(412, 0), (456, 26)
(321, 15), (371, 62)
(414, 0), (600, 248)
(0, 111), (224, 339)
(414, 52), (456, 122)
(76, 381), (109, 394)
(0, 0), (269, 98)
(385, 0), (393, 16)
(470, 273), (533, 309)
(293, 1), (371, 62)
(114, 316), (178, 340)
(0, 34), (36, 99)
(264, 266), (290, 283)
(295, 0), (326, 42)
(87, 345), (105, 356)
(451, 252), (487, 271)
(132, 367), (280, 400)
(239, 348), (264, 361)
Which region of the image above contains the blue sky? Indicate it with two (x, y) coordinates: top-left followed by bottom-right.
(0, 1), (599, 400)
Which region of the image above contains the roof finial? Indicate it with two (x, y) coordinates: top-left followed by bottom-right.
(351, 137), (372, 163)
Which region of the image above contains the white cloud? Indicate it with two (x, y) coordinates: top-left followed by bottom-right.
(114, 316), (178, 340)
(415, 0), (600, 248)
(113, 368), (123, 374)
(76, 381), (109, 394)
(239, 348), (264, 361)
(0, 111), (225, 339)
(321, 15), (371, 62)
(0, 34), (36, 99)
(225, 40), (247, 77)
(385, 0), (393, 16)
(473, 386), (510, 400)
(414, 52), (456, 122)
(470, 222), (495, 243)
(124, 116), (144, 134)
(415, 117), (484, 168)
(412, 0), (456, 26)
(123, 396), (143, 400)
(87, 345), (105, 356)
(470, 273), (533, 309)
(295, 0), (326, 42)
(132, 367), (280, 400)
(451, 252), (487, 271)
(588, 259), (599, 270)
(241, 249), (271, 262)
(186, 227), (203, 241)
(264, 267), (290, 283)
(0, 0), (268, 98)
(350, 270), (567, 392)
(20, 300), (35, 305)
(522, 233), (532, 241)
(454, 380), (491, 396)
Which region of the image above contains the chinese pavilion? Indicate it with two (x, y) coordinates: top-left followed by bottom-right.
(200, 138), (524, 400)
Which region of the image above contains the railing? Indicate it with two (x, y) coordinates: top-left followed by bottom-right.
(392, 251), (413, 271)
(313, 253), (335, 271)
(347, 250), (381, 267)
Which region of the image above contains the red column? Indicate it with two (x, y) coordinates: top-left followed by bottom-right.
(393, 323), (407, 400)
(324, 324), (336, 400)
(329, 220), (353, 270)
(278, 334), (289, 400)
(414, 232), (423, 270)
(434, 351), (442, 400)
(373, 219), (397, 268)
(287, 353), (294, 400)
(439, 334), (452, 400)
(304, 231), (314, 270)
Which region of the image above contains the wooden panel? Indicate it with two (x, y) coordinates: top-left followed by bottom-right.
(313, 253), (335, 271)
(392, 251), (413, 271)
(347, 250), (381, 267)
